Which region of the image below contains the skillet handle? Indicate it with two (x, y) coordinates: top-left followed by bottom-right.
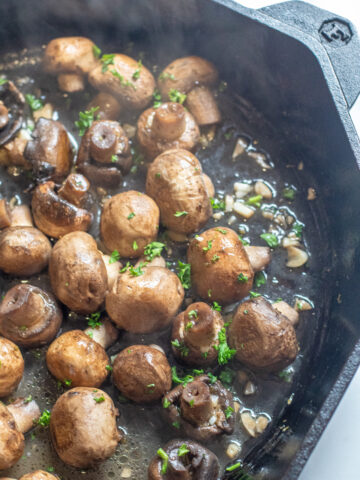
(258, 0), (360, 109)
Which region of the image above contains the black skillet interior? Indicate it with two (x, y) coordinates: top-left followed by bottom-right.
(0, 0), (360, 479)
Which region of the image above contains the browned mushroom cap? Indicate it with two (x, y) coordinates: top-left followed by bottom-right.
(171, 302), (224, 366)
(244, 246), (271, 272)
(0, 398), (40, 470)
(163, 374), (234, 442)
(50, 387), (121, 468)
(146, 149), (213, 235)
(88, 54), (155, 110)
(228, 297), (298, 372)
(49, 231), (108, 314)
(0, 81), (25, 146)
(106, 264), (184, 334)
(0, 129), (32, 169)
(24, 118), (72, 182)
(32, 180), (92, 238)
(87, 92), (121, 121)
(19, 471), (58, 480)
(0, 227), (51, 276)
(0, 337), (24, 397)
(0, 284), (62, 348)
(77, 120), (131, 187)
(187, 227), (254, 304)
(137, 102), (199, 159)
(113, 345), (171, 403)
(148, 438), (219, 480)
(100, 190), (160, 257)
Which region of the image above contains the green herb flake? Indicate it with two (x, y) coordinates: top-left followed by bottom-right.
(87, 311), (102, 328)
(238, 235), (250, 246)
(282, 187), (296, 201)
(210, 197), (225, 210)
(260, 232), (279, 248)
(254, 271), (266, 288)
(211, 254), (220, 263)
(216, 228), (227, 234)
(94, 395), (105, 403)
(163, 398), (171, 408)
(157, 448), (169, 475)
(24, 395), (33, 404)
(129, 263), (146, 277)
(250, 291), (261, 298)
(155, 172), (161, 178)
(64, 379), (72, 387)
(185, 321), (193, 331)
(92, 44), (102, 58)
(292, 222), (304, 238)
(178, 444), (190, 457)
(226, 462), (242, 472)
(132, 59), (142, 80)
(111, 154), (118, 163)
(208, 372), (217, 384)
(46, 466), (55, 473)
(174, 210), (188, 217)
(237, 272), (248, 283)
(278, 369), (292, 383)
(144, 241), (165, 261)
(75, 106), (99, 136)
(172, 421), (180, 429)
(171, 366), (194, 386)
(159, 72), (176, 81)
(25, 94), (43, 112)
(188, 310), (198, 319)
(176, 261), (191, 289)
(219, 368), (235, 386)
(37, 410), (51, 427)
(100, 53), (115, 72)
(212, 301), (222, 312)
(246, 194), (262, 208)
(168, 88), (187, 104)
(132, 240), (138, 251)
(214, 328), (236, 365)
(189, 399), (195, 408)
(225, 406), (234, 419)
(105, 364), (113, 372)
(203, 240), (213, 252)
(109, 250), (120, 264)
(171, 339), (189, 357)
(0, 77), (8, 85)
(202, 352), (209, 359)
(153, 88), (162, 108)
(110, 69), (136, 90)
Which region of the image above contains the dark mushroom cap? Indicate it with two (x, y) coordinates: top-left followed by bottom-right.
(228, 296), (298, 372)
(46, 330), (109, 388)
(24, 118), (72, 182)
(171, 302), (224, 366)
(49, 231), (108, 314)
(0, 401), (24, 470)
(19, 471), (58, 480)
(0, 226), (51, 276)
(32, 180), (92, 238)
(87, 92), (121, 121)
(113, 345), (172, 403)
(163, 374), (234, 442)
(50, 387), (121, 468)
(0, 81), (25, 146)
(148, 438), (219, 480)
(0, 337), (24, 397)
(0, 284), (62, 348)
(187, 227), (254, 304)
(77, 120), (131, 187)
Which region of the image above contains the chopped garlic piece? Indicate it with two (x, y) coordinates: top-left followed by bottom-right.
(232, 137), (248, 159)
(286, 246), (309, 268)
(254, 181), (272, 199)
(233, 201), (255, 218)
(226, 442), (241, 459)
(234, 182), (253, 198)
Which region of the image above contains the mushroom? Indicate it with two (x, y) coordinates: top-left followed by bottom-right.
(113, 345), (172, 403)
(158, 56), (221, 126)
(49, 231), (108, 314)
(0, 81), (25, 145)
(0, 284), (62, 348)
(0, 199), (11, 229)
(187, 227), (254, 304)
(0, 129), (32, 169)
(100, 190), (160, 258)
(19, 471), (58, 480)
(88, 54), (155, 110)
(0, 202), (33, 230)
(0, 397), (40, 470)
(106, 261), (184, 334)
(163, 374), (235, 441)
(148, 439), (219, 480)
(146, 149), (213, 235)
(137, 102), (199, 159)
(46, 318), (117, 388)
(43, 37), (99, 92)
(0, 226), (51, 276)
(171, 302), (224, 366)
(50, 387), (121, 468)
(76, 120), (131, 187)
(24, 118), (72, 182)
(31, 178), (92, 238)
(0, 337), (24, 397)
(244, 246), (271, 272)
(273, 300), (299, 326)
(228, 296), (298, 372)
(87, 92), (121, 121)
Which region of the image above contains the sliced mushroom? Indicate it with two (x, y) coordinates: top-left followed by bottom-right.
(286, 246), (309, 268)
(0, 81), (25, 145)
(137, 102), (199, 159)
(0, 284), (62, 348)
(244, 246), (271, 272)
(50, 387), (121, 468)
(273, 300), (299, 326)
(87, 92), (121, 121)
(0, 337), (24, 397)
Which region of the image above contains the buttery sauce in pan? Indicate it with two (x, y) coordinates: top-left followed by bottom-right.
(0, 45), (322, 479)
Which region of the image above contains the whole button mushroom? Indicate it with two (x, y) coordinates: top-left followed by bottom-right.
(77, 120), (131, 187)
(0, 226), (51, 276)
(43, 37), (99, 92)
(50, 387), (121, 468)
(0, 397), (40, 470)
(137, 102), (199, 159)
(113, 345), (172, 403)
(228, 296), (298, 372)
(158, 56), (221, 126)
(24, 118), (72, 182)
(49, 231), (108, 314)
(31, 176), (92, 239)
(0, 337), (24, 397)
(106, 260), (184, 334)
(148, 439), (219, 480)
(0, 284), (62, 348)
(163, 374), (235, 441)
(46, 318), (118, 388)
(187, 227), (254, 304)
(19, 471), (58, 480)
(87, 92), (122, 121)
(0, 81), (25, 146)
(88, 54), (155, 110)
(100, 190), (160, 258)
(171, 302), (224, 366)
(146, 149), (213, 235)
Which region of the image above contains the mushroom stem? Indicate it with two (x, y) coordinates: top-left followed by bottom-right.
(0, 285), (45, 328)
(85, 318), (118, 349)
(180, 380), (213, 425)
(10, 205), (34, 227)
(186, 86), (221, 126)
(186, 312), (216, 348)
(90, 122), (118, 163)
(7, 398), (40, 433)
(102, 254), (122, 291)
(135, 256), (166, 269)
(244, 246), (271, 272)
(0, 199), (11, 229)
(273, 300), (299, 326)
(58, 173), (90, 207)
(57, 73), (85, 93)
(152, 103), (186, 141)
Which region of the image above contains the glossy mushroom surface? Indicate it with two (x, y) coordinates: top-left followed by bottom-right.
(0, 81), (25, 146)
(87, 92), (121, 121)
(19, 471), (58, 480)
(0, 337), (24, 397)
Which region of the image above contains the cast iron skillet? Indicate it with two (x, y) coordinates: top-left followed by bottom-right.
(0, 1), (359, 479)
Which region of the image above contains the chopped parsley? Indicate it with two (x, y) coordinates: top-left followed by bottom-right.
(172, 421), (180, 429)
(185, 322), (193, 331)
(260, 232), (279, 248)
(216, 228), (227, 234)
(163, 398), (171, 408)
(212, 301), (222, 312)
(37, 410), (51, 427)
(0, 77), (8, 85)
(225, 406), (234, 419)
(110, 69), (136, 90)
(132, 240), (138, 251)
(111, 155), (118, 163)
(75, 107), (99, 136)
(94, 395), (105, 403)
(178, 444), (190, 457)
(214, 328), (236, 365)
(208, 372), (217, 384)
(157, 448), (169, 474)
(25, 94), (43, 112)
(153, 88), (162, 108)
(203, 240), (213, 252)
(219, 367), (236, 386)
(250, 291), (261, 298)
(174, 211), (188, 217)
(92, 44), (101, 58)
(210, 197), (225, 210)
(87, 311), (102, 328)
(109, 250), (120, 264)
(132, 59), (142, 80)
(278, 369), (292, 383)
(105, 365), (113, 372)
(246, 194), (262, 208)
(282, 187), (296, 201)
(63, 379), (72, 387)
(237, 273), (248, 283)
(292, 222), (303, 238)
(171, 339), (189, 357)
(211, 254), (220, 263)
(188, 310), (198, 319)
(159, 72), (176, 81)
(176, 261), (191, 289)
(189, 399), (195, 407)
(100, 53), (115, 72)
(168, 88), (187, 104)
(171, 366), (194, 386)
(238, 235), (250, 246)
(254, 271), (266, 288)
(24, 395), (33, 404)
(226, 462), (241, 472)
(127, 212), (136, 220)
(144, 241), (165, 261)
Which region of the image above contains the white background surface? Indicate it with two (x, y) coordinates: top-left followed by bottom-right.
(238, 1), (360, 479)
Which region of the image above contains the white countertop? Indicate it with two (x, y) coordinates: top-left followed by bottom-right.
(237, 1), (360, 478)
